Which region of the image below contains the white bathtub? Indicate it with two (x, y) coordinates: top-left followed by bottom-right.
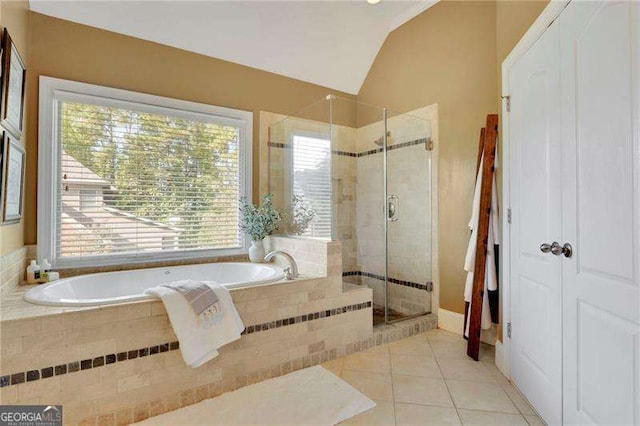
(24, 262), (285, 307)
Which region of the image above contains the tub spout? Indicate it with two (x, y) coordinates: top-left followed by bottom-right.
(264, 251), (299, 280)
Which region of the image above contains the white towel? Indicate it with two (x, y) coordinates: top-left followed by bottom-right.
(145, 280), (245, 368)
(464, 150), (499, 338)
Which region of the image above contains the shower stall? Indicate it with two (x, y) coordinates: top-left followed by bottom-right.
(267, 95), (434, 326)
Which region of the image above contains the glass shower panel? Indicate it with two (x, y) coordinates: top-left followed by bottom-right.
(349, 101), (387, 325)
(268, 98), (332, 238)
(385, 111), (433, 320)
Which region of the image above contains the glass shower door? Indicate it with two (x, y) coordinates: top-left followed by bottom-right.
(384, 111), (433, 321)
(348, 101), (387, 325)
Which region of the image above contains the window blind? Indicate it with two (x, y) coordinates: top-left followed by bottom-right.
(292, 135), (332, 238)
(57, 99), (243, 259)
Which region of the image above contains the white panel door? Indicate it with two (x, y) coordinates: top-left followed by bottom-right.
(559, 2), (640, 425)
(508, 21), (563, 426)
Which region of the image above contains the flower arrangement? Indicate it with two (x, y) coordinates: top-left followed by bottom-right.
(239, 193), (282, 242)
(280, 194), (317, 236)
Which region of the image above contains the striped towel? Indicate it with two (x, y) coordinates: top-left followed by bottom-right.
(162, 281), (221, 325)
(146, 281), (244, 367)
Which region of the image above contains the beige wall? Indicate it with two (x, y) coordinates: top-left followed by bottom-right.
(358, 1), (499, 314)
(23, 12), (355, 246)
(0, 0), (29, 256)
(358, 0), (546, 314)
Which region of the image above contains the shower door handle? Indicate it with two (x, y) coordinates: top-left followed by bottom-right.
(387, 195), (399, 222)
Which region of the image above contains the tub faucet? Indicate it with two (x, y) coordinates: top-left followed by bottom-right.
(264, 251), (299, 280)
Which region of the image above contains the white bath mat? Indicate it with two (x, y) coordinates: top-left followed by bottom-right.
(135, 366), (375, 426)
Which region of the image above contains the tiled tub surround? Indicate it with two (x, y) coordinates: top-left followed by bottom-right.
(0, 246), (36, 296)
(0, 237), (436, 425)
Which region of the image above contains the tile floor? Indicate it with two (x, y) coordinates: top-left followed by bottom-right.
(323, 329), (546, 426)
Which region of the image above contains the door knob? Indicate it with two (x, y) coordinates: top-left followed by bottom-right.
(550, 241), (563, 256)
(540, 242), (573, 257)
(540, 242), (562, 255)
(540, 243), (552, 253)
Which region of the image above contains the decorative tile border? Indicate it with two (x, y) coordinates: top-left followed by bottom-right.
(355, 137), (430, 157)
(0, 301), (372, 388)
(331, 149), (357, 157)
(343, 270), (433, 292)
(268, 137), (430, 158)
(242, 301), (372, 335)
(0, 341), (180, 389)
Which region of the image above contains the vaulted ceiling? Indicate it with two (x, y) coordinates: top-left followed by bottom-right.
(29, 1), (437, 94)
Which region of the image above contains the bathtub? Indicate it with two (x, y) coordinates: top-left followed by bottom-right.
(24, 262), (285, 307)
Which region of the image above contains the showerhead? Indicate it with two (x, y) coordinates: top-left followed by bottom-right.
(374, 131), (392, 146)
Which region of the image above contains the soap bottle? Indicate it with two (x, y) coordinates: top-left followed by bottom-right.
(40, 259), (52, 283)
(26, 260), (40, 284)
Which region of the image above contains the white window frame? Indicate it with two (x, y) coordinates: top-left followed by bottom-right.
(38, 76), (253, 269)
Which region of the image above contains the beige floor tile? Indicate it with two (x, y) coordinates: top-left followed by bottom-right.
(395, 403), (461, 426)
(524, 414), (546, 425)
(457, 409), (527, 425)
(341, 400), (396, 426)
(429, 341), (469, 360)
(483, 364), (511, 386)
(342, 352), (391, 373)
(341, 370), (394, 401)
(502, 383), (536, 415)
(424, 329), (463, 343)
(437, 358), (497, 383)
(390, 354), (442, 378)
(392, 374), (453, 407)
(389, 338), (435, 357)
(446, 380), (519, 414)
(321, 358), (344, 376)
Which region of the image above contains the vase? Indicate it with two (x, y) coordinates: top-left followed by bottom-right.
(248, 239), (265, 263)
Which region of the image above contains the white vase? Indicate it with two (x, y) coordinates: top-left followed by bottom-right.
(248, 239), (265, 263)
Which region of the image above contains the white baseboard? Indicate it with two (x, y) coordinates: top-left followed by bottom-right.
(437, 308), (464, 334)
(437, 308), (497, 346)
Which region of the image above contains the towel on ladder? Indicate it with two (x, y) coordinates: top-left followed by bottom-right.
(463, 151), (500, 338)
(145, 280), (245, 368)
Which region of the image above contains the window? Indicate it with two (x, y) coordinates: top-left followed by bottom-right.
(79, 190), (100, 211)
(39, 77), (252, 268)
(292, 134), (332, 239)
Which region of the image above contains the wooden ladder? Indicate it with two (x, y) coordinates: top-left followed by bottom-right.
(466, 114), (498, 361)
